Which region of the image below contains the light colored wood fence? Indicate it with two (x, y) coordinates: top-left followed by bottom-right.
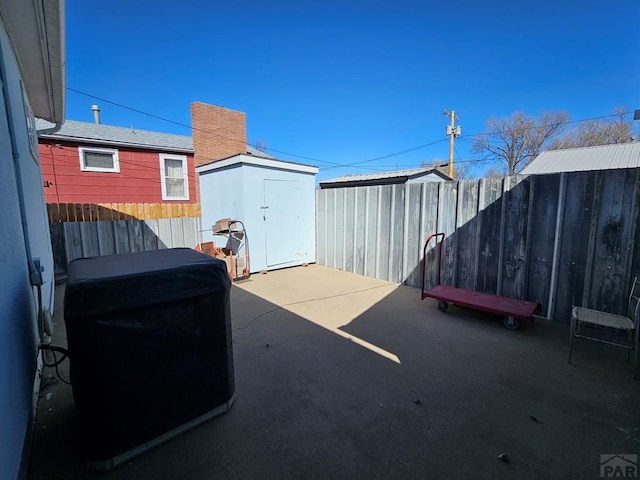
(47, 202), (201, 222)
(317, 169), (640, 322)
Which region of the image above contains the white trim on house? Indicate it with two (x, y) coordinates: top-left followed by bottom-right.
(159, 153), (189, 201)
(78, 146), (120, 173)
(196, 153), (319, 175)
(0, 0), (65, 122)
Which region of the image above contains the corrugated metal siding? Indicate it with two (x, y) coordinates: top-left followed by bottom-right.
(316, 168), (640, 322)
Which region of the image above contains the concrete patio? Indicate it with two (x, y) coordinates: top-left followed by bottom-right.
(28, 264), (640, 480)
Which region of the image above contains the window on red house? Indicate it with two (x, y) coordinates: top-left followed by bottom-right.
(160, 154), (189, 200)
(79, 147), (120, 172)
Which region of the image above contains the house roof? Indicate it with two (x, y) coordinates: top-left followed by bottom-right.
(1, 0), (66, 122)
(37, 119), (278, 158)
(37, 119), (194, 153)
(196, 153), (318, 175)
(522, 143), (640, 175)
(319, 167), (453, 187)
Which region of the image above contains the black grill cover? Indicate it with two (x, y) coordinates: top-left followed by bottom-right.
(64, 248), (234, 466)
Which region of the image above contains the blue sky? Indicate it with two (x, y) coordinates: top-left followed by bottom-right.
(65, 0), (640, 180)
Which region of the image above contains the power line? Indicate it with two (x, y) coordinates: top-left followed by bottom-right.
(67, 87), (337, 166)
(67, 87), (448, 169)
(66, 88), (633, 171)
(321, 139), (448, 171)
(461, 111), (633, 138)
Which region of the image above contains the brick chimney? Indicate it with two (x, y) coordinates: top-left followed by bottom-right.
(191, 102), (247, 167)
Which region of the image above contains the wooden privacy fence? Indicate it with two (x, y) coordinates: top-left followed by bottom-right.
(316, 168), (640, 322)
(47, 202), (201, 222)
(50, 217), (201, 275)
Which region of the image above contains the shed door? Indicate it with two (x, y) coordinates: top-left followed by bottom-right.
(264, 179), (301, 267)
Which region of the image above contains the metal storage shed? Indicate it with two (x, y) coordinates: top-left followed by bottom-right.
(197, 154), (319, 273)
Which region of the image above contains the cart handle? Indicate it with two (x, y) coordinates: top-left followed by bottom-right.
(421, 232), (445, 299)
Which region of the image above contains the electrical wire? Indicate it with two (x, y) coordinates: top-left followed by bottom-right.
(66, 87), (634, 171)
(461, 111), (633, 138)
(39, 344), (71, 385)
(321, 138), (449, 171)
(67, 87), (337, 166)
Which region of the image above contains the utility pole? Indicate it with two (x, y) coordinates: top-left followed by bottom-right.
(443, 110), (461, 178)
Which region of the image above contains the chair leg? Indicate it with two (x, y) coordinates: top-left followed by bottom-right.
(633, 332), (638, 380)
(568, 316), (576, 364)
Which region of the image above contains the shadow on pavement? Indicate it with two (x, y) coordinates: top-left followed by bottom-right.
(28, 271), (640, 480)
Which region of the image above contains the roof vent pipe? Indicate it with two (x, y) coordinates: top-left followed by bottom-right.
(91, 104), (101, 124)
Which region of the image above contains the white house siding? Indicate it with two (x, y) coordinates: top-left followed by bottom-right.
(0, 19), (55, 480)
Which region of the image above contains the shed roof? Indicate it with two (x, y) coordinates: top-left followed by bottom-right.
(522, 143), (640, 175)
(196, 153), (318, 175)
(319, 167), (453, 188)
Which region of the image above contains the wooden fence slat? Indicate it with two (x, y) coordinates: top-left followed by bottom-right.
(157, 218), (173, 248)
(500, 176), (530, 299)
(437, 182), (457, 287)
(80, 222), (99, 257)
(588, 169), (637, 314)
(114, 220), (131, 254)
(82, 203), (91, 222)
(63, 222), (83, 263)
(455, 179), (480, 291)
(73, 203), (83, 222)
(143, 219), (159, 250)
(49, 223), (66, 274)
(526, 174), (561, 317)
(128, 221), (144, 252)
(96, 221), (116, 256)
(58, 203), (68, 223)
(47, 203), (58, 223)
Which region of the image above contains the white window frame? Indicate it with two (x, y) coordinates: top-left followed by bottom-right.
(78, 146), (120, 173)
(159, 153), (189, 201)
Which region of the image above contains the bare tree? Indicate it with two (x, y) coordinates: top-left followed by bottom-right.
(483, 166), (505, 179)
(472, 111), (569, 175)
(549, 108), (634, 150)
(421, 159), (471, 179)
(254, 138), (269, 153)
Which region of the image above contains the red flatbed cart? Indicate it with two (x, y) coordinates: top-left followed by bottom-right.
(421, 233), (540, 330)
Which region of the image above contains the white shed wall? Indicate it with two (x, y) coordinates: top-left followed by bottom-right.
(198, 156), (317, 273)
(199, 165), (245, 241)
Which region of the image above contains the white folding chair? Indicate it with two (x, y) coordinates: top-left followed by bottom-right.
(568, 276), (640, 379)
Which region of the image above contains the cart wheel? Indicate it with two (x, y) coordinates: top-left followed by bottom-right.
(503, 316), (521, 330)
(437, 301), (449, 312)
